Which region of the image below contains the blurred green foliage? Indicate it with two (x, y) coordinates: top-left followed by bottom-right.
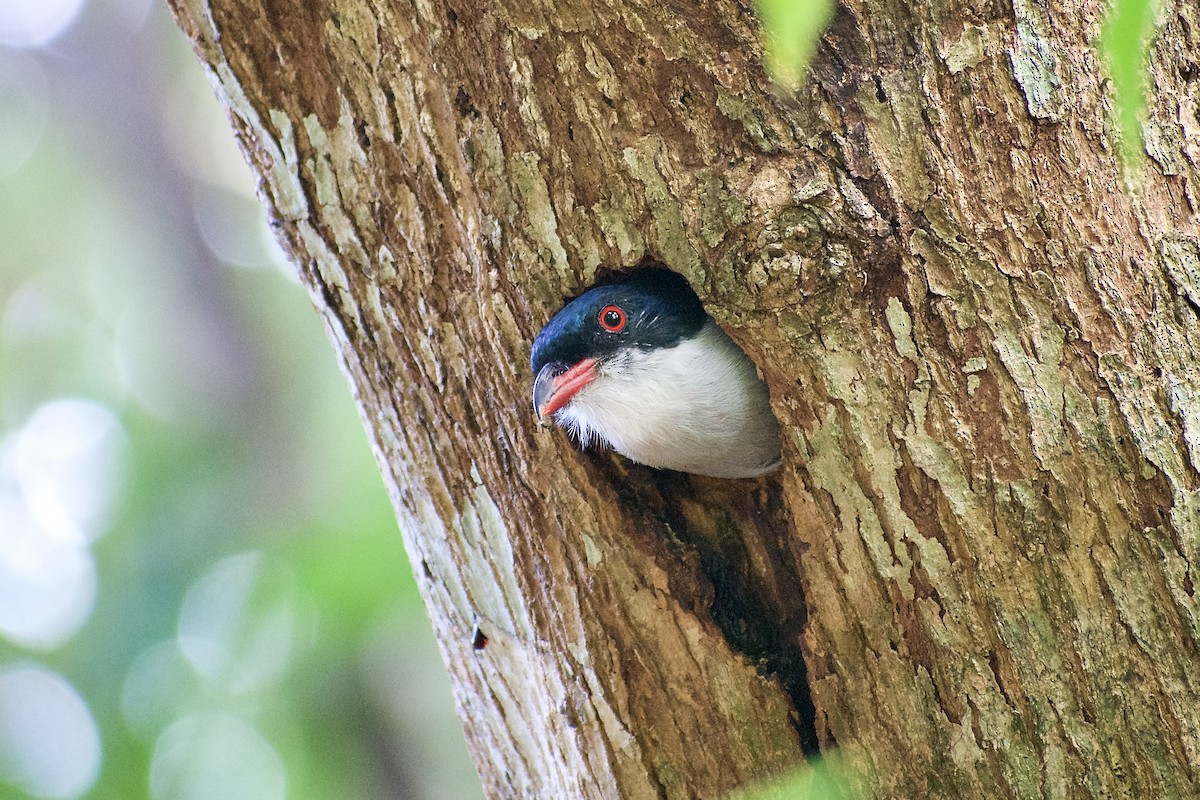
(1101, 0), (1158, 165)
(730, 753), (855, 800)
(753, 0), (834, 90)
(0, 1), (480, 798)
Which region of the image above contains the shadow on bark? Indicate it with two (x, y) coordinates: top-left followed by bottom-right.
(598, 456), (822, 754)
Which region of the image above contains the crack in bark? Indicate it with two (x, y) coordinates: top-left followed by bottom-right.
(632, 469), (822, 755)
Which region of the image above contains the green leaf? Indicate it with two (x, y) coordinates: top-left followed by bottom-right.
(754, 0), (836, 90)
(1100, 0), (1158, 164)
(730, 753), (856, 800)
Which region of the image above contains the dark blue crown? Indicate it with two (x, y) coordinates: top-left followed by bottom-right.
(531, 268), (707, 374)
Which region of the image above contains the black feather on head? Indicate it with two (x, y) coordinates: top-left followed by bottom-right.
(530, 268), (707, 375)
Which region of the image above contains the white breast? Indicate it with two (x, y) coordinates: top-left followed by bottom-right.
(554, 321), (781, 478)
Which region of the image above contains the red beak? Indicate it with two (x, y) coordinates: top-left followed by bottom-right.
(534, 359), (599, 420)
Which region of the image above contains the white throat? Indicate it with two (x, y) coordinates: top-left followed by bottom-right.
(555, 321), (781, 478)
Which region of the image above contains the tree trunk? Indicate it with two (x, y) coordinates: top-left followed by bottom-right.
(167, 0), (1200, 796)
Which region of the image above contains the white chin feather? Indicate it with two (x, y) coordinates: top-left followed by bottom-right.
(552, 320), (781, 479)
(558, 411), (605, 452)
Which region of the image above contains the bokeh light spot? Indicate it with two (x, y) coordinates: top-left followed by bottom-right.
(120, 641), (195, 742)
(0, 398), (125, 648)
(149, 714), (285, 800)
(0, 503), (95, 649)
(0, 664), (101, 799)
(0, 0), (88, 48)
(12, 398), (128, 544)
(177, 552), (296, 693)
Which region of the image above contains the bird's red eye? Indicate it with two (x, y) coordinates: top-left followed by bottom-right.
(599, 305), (626, 332)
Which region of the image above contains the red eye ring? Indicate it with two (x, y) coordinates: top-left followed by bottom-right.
(598, 304), (626, 332)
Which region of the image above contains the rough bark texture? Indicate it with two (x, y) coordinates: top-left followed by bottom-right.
(168, 0), (1200, 797)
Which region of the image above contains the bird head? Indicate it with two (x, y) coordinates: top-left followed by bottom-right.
(530, 268), (706, 421)
(530, 267), (782, 478)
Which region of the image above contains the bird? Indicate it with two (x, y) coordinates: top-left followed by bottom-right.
(530, 268), (782, 479)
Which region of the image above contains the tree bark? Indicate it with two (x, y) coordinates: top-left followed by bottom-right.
(167, 0), (1200, 797)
